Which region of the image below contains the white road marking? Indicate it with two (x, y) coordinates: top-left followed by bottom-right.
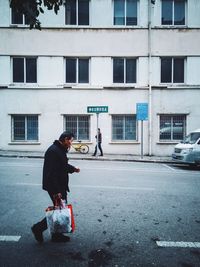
(16, 183), (41, 186)
(162, 164), (176, 171)
(156, 241), (200, 248)
(70, 184), (155, 191)
(16, 183), (155, 191)
(0, 236), (21, 242)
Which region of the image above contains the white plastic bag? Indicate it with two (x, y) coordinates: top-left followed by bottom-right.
(46, 206), (72, 234)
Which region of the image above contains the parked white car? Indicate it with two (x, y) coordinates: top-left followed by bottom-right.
(172, 129), (200, 166)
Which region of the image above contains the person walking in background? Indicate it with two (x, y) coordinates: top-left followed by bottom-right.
(31, 132), (80, 243)
(92, 128), (103, 156)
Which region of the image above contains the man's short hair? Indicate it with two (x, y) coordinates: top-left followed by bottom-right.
(59, 132), (74, 142)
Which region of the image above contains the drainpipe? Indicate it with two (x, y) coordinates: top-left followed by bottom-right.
(148, 0), (153, 156)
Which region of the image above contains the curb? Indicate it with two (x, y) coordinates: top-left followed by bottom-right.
(0, 153), (175, 164)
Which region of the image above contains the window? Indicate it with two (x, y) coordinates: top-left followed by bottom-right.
(162, 0), (186, 25)
(65, 0), (89, 25)
(161, 57), (185, 83)
(112, 115), (136, 141)
(114, 0), (138, 25)
(11, 8), (29, 25)
(12, 57), (37, 83)
(11, 115), (38, 141)
(159, 115), (186, 141)
(113, 58), (136, 83)
(65, 115), (90, 140)
(66, 58), (89, 83)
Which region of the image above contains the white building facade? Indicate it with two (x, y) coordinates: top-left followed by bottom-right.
(0, 0), (200, 156)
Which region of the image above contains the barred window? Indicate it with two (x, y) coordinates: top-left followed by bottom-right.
(65, 115), (90, 140)
(112, 115), (136, 141)
(159, 115), (186, 141)
(12, 115), (38, 141)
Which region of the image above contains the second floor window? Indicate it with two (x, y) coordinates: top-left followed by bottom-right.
(114, 0), (138, 25)
(162, 0), (186, 25)
(11, 8), (29, 25)
(66, 58), (89, 83)
(13, 57), (37, 83)
(161, 57), (185, 83)
(113, 58), (136, 83)
(65, 0), (89, 25)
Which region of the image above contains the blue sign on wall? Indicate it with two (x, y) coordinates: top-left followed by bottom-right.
(136, 103), (148, 121)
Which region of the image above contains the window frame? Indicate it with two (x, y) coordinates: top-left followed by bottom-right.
(113, 0), (138, 26)
(10, 7), (29, 26)
(160, 57), (186, 84)
(64, 115), (90, 141)
(65, 0), (90, 26)
(112, 114), (137, 141)
(12, 57), (37, 84)
(161, 0), (186, 26)
(11, 115), (39, 142)
(159, 114), (187, 142)
(65, 57), (90, 84)
(113, 57), (137, 84)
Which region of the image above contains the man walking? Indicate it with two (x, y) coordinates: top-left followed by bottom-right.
(92, 128), (103, 156)
(31, 132), (80, 243)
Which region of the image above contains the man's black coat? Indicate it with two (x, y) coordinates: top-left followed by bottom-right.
(42, 140), (76, 195)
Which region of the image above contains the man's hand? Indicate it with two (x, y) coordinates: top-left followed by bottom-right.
(74, 167), (80, 173)
(53, 193), (62, 206)
(53, 193), (62, 200)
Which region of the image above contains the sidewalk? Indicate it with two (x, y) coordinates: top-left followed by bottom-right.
(0, 149), (174, 164)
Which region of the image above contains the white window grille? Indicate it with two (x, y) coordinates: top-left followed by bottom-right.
(11, 115), (39, 141)
(112, 115), (137, 140)
(65, 115), (90, 140)
(159, 115), (186, 141)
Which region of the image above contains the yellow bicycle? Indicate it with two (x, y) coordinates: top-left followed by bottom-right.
(71, 141), (89, 154)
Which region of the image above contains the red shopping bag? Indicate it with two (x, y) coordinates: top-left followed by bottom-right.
(67, 204), (75, 232)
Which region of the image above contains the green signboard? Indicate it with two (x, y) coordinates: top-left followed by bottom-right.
(87, 106), (108, 113)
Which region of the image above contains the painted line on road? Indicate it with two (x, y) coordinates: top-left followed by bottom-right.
(71, 184), (155, 191)
(156, 241), (200, 248)
(162, 164), (176, 171)
(0, 236), (21, 242)
(15, 183), (155, 191)
(16, 182), (41, 186)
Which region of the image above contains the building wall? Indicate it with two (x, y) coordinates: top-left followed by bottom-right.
(0, 0), (200, 155)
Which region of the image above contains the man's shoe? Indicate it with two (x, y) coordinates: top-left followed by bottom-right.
(92, 154), (96, 156)
(31, 225), (43, 243)
(51, 234), (70, 243)
(100, 154), (103, 156)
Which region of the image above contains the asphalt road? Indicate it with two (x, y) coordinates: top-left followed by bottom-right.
(0, 157), (200, 267)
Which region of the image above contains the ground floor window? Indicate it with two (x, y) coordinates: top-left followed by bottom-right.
(159, 114), (186, 141)
(112, 115), (136, 141)
(65, 115), (90, 140)
(11, 115), (38, 141)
